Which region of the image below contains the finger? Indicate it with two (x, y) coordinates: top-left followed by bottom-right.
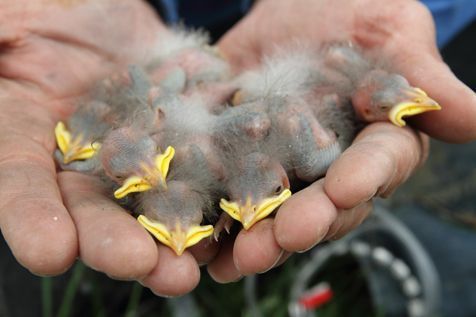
(325, 123), (425, 210)
(207, 235), (242, 283)
(140, 245), (200, 297)
(324, 201), (373, 241)
(233, 218), (284, 275)
(393, 51), (476, 143)
(274, 180), (338, 252)
(58, 171), (158, 280)
(0, 101), (77, 275)
(188, 238), (220, 266)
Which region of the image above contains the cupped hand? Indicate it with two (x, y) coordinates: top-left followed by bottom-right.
(0, 0), (211, 297)
(210, 0), (476, 281)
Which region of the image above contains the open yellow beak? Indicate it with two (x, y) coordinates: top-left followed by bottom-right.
(55, 121), (100, 164)
(137, 215), (214, 256)
(113, 146), (175, 199)
(388, 88), (441, 127)
(219, 189), (292, 230)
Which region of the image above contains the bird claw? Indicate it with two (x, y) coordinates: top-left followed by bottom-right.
(213, 212), (235, 241)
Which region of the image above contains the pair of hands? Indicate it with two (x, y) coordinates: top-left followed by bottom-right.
(0, 0), (474, 297)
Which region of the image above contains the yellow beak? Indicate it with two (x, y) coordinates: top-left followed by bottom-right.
(231, 89), (243, 106)
(388, 88), (441, 127)
(113, 146), (175, 199)
(219, 189), (292, 230)
(137, 215), (214, 256)
(55, 121), (100, 164)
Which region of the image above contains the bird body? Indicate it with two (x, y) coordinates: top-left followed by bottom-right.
(147, 29), (232, 103)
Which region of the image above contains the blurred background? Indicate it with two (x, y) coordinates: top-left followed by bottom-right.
(0, 1), (475, 316)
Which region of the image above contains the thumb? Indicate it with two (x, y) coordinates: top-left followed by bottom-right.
(217, 17), (262, 71)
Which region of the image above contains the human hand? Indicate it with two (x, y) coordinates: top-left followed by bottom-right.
(210, 0), (476, 282)
(0, 0), (214, 297)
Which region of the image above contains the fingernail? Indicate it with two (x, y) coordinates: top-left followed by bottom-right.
(208, 270), (243, 284)
(137, 281), (176, 298)
(258, 249), (285, 273)
(231, 274), (244, 282)
(296, 240), (322, 253)
(152, 291), (175, 298)
(358, 189), (377, 206)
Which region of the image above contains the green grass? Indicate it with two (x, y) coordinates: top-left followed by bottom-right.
(38, 253), (379, 317)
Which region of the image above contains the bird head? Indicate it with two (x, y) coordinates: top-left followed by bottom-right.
(55, 121), (101, 164)
(137, 181), (214, 256)
(100, 128), (175, 199)
(353, 71), (441, 126)
(220, 153), (292, 230)
(55, 100), (112, 164)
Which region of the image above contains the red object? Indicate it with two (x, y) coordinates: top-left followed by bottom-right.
(298, 283), (334, 310)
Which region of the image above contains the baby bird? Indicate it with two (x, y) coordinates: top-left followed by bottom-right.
(234, 43), (441, 127)
(55, 99), (110, 168)
(213, 103), (295, 230)
(215, 96), (347, 230)
(55, 65), (159, 171)
(99, 127), (175, 199)
(136, 145), (221, 255)
(219, 152), (292, 230)
(101, 92), (221, 200)
(137, 181), (214, 256)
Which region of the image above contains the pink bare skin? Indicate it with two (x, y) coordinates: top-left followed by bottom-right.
(0, 0), (217, 297)
(209, 0), (476, 281)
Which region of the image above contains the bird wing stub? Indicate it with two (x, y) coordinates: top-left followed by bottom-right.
(137, 215), (213, 256)
(388, 88), (441, 127)
(219, 189), (292, 230)
(55, 121), (101, 164)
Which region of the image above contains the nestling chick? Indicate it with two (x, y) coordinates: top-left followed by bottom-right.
(212, 103), (294, 230)
(316, 45), (441, 126)
(137, 181), (214, 256)
(100, 127), (175, 199)
(55, 65), (160, 171)
(234, 44), (441, 127)
(54, 100), (111, 169)
(215, 95), (348, 229)
(219, 152), (292, 230)
(136, 145), (222, 255)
